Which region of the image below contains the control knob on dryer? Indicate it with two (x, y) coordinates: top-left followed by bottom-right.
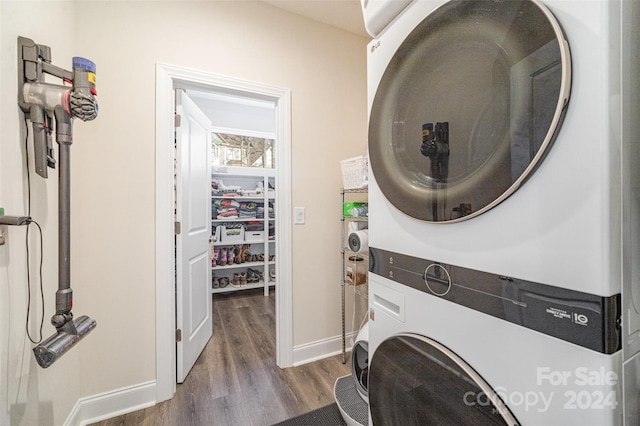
(423, 263), (452, 296)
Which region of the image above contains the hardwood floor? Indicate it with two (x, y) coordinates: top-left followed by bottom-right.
(90, 289), (350, 426)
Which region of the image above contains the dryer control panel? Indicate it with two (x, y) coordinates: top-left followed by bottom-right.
(369, 247), (621, 354)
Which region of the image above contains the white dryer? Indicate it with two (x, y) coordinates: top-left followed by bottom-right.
(363, 0), (640, 424)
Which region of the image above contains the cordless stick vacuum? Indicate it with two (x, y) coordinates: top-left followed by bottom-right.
(18, 36), (98, 368)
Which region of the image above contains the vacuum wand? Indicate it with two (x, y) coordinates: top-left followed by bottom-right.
(18, 36), (99, 368)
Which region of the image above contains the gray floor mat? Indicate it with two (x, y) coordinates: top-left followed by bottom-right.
(272, 403), (347, 426)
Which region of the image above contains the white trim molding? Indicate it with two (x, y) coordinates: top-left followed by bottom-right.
(292, 332), (358, 367)
(155, 63), (293, 403)
(64, 381), (156, 426)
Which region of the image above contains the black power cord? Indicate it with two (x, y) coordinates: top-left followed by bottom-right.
(25, 220), (44, 344)
(23, 117), (46, 344)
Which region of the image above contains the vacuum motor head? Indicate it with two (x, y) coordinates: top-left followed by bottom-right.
(33, 315), (97, 368)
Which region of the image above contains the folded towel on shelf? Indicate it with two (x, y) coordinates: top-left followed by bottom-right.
(212, 179), (244, 197)
(238, 211), (257, 218)
(214, 199), (240, 208)
(256, 205), (274, 219)
(217, 209), (239, 219)
(238, 202), (258, 218)
(239, 202), (257, 210)
(245, 221), (264, 232)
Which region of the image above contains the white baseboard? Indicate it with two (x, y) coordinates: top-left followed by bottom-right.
(65, 381), (156, 426)
(292, 332), (358, 366)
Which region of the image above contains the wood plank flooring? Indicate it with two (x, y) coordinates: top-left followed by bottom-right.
(90, 289), (350, 426)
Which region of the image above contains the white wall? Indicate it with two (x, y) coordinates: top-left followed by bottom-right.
(1, 0), (367, 423)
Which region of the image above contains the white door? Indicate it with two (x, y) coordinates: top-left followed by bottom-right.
(175, 90), (212, 383)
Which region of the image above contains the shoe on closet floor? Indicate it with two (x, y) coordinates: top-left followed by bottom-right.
(212, 248), (220, 267)
(219, 247), (227, 266)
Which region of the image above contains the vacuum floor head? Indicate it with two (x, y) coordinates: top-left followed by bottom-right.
(33, 315), (96, 368)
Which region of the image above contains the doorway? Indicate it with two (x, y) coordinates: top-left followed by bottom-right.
(155, 63), (293, 402)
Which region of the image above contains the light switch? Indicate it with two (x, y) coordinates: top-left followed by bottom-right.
(294, 207), (305, 225)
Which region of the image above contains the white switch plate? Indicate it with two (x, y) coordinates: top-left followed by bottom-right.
(294, 207), (305, 224)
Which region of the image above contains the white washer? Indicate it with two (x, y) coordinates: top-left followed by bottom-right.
(364, 0), (640, 424)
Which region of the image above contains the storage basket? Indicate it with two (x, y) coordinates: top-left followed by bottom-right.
(340, 155), (368, 189)
(245, 230), (265, 242)
(217, 225), (245, 243)
(345, 255), (367, 285)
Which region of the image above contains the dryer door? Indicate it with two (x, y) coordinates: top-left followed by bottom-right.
(369, 0), (571, 222)
(369, 334), (518, 425)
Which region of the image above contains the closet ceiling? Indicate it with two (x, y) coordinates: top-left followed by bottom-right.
(261, 0), (369, 37)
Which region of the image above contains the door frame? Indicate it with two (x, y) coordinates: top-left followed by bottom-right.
(155, 63), (293, 402)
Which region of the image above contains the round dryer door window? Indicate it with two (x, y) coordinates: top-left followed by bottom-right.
(369, 0), (571, 222)
(369, 334), (518, 425)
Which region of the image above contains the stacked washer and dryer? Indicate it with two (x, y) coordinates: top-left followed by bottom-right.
(361, 0), (640, 425)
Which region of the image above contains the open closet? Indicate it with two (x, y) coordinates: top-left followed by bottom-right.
(211, 161), (276, 295)
(176, 87), (279, 381)
(187, 90), (277, 284)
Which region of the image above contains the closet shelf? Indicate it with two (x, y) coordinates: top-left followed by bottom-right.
(212, 281), (275, 294)
(212, 218), (274, 223)
(214, 239), (271, 246)
(211, 166), (276, 296)
(341, 217), (368, 223)
(212, 195), (266, 200)
(212, 260), (266, 271)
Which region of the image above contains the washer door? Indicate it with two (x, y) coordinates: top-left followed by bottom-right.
(369, 334), (518, 425)
(369, 0), (571, 222)
(351, 339), (369, 402)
